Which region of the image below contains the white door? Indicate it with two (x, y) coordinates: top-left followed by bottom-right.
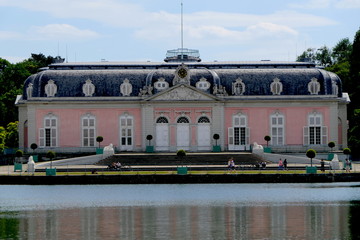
(177, 124), (190, 150)
(197, 124), (211, 150)
(120, 116), (133, 151)
(156, 124), (169, 151)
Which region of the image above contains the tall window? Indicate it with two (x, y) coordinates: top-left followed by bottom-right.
(39, 114), (57, 147)
(82, 114), (96, 147)
(270, 113), (284, 145)
(228, 114), (249, 149)
(120, 114), (133, 150)
(304, 112), (327, 145)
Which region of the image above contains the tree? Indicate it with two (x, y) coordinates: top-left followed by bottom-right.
(264, 135), (271, 147)
(177, 149), (186, 165)
(4, 122), (18, 149)
(46, 150), (56, 168)
(146, 135), (153, 146)
(328, 141), (335, 152)
(96, 136), (103, 148)
(15, 149), (23, 163)
(332, 38), (352, 63)
(297, 48), (317, 63)
(316, 46), (333, 67)
(306, 149), (316, 167)
(0, 126), (5, 153)
(213, 134), (220, 146)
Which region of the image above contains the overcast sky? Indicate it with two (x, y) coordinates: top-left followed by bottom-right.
(0, 0), (359, 63)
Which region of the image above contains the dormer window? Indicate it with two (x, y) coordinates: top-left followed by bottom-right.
(154, 78), (169, 91)
(308, 78), (320, 95)
(270, 78), (283, 95)
(196, 77), (210, 91)
(45, 80), (57, 97)
(120, 78), (133, 96)
(232, 78), (245, 96)
(82, 79), (95, 97)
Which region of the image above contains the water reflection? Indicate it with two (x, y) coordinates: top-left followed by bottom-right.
(1, 183), (360, 239)
(0, 203), (356, 239)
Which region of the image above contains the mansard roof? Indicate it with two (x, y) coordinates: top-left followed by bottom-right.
(22, 61), (343, 100)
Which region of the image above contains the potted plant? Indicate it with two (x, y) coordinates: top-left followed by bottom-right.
(264, 135), (271, 153)
(176, 149), (187, 175)
(146, 135), (154, 153)
(14, 149), (23, 172)
(30, 143), (38, 162)
(96, 136), (104, 154)
(306, 149), (317, 174)
(46, 150), (56, 176)
(343, 148), (351, 170)
(212, 134), (221, 152)
(327, 141), (335, 160)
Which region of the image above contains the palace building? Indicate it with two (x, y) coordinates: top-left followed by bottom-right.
(16, 49), (349, 153)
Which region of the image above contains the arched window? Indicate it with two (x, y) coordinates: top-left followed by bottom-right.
(232, 78), (245, 96)
(120, 79), (133, 96)
(270, 78), (283, 95)
(198, 116), (210, 123)
(82, 114), (96, 147)
(39, 114), (57, 147)
(177, 116), (190, 123)
(156, 117), (169, 123)
(45, 80), (57, 97)
(308, 78), (320, 95)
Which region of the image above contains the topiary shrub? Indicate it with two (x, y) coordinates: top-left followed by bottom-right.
(264, 135), (271, 147)
(306, 149), (316, 167)
(96, 136), (104, 148)
(328, 141), (335, 152)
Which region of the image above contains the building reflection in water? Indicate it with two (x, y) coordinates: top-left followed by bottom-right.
(1, 202), (355, 239)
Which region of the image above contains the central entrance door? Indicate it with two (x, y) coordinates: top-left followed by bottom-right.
(155, 117), (169, 151)
(176, 116), (190, 150)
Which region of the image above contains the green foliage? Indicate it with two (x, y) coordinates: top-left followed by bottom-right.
(177, 149), (186, 158)
(328, 141), (335, 149)
(46, 150), (56, 160)
(0, 126), (5, 153)
(30, 143), (38, 151)
(146, 135), (153, 145)
(15, 149), (23, 158)
(332, 38), (352, 63)
(96, 136), (103, 148)
(4, 122), (18, 148)
(306, 149), (316, 159)
(213, 133), (220, 145)
(343, 148), (351, 155)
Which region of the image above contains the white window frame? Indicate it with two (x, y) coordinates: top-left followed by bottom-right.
(303, 112), (328, 145)
(270, 78), (283, 95)
(270, 113), (285, 146)
(308, 78), (320, 95)
(119, 114), (134, 151)
(120, 79), (133, 96)
(232, 78), (245, 96)
(81, 114), (96, 147)
(39, 114), (58, 147)
(196, 77), (210, 91)
(228, 113), (250, 150)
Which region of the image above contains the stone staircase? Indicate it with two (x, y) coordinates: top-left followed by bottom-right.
(97, 152), (264, 167)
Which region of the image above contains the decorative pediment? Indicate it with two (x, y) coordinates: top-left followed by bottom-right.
(148, 84), (217, 101)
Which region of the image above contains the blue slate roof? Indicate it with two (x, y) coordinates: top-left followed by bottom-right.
(22, 61), (342, 99)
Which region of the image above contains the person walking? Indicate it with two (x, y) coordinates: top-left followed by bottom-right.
(283, 159), (288, 170)
(278, 159), (283, 170)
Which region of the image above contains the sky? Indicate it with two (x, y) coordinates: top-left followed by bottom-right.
(0, 0), (359, 63)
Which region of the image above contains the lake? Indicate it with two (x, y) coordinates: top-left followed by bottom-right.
(1, 183), (360, 239)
